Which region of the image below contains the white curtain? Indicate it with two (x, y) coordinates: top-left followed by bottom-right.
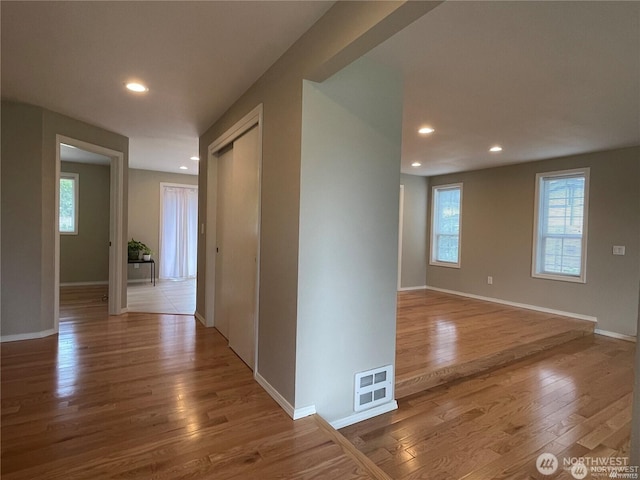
(160, 185), (198, 279)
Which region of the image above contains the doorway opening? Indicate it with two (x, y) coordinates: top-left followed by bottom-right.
(55, 135), (125, 330)
(126, 182), (199, 315)
(126, 172), (198, 315)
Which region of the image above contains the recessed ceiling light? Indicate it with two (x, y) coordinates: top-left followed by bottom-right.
(489, 146), (503, 153)
(418, 127), (435, 135)
(190, 156), (200, 161)
(179, 166), (188, 170)
(125, 82), (148, 93)
(411, 162), (422, 167)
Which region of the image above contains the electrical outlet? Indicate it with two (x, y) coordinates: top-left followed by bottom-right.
(487, 276), (493, 285)
(134, 263), (139, 269)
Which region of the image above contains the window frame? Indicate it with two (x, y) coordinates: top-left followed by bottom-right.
(430, 182), (463, 268)
(59, 172), (79, 235)
(532, 167), (589, 283)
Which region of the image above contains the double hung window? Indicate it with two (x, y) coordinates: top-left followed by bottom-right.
(532, 168), (589, 283)
(59, 172), (79, 235)
(430, 184), (462, 267)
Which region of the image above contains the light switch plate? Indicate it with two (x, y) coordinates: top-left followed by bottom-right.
(613, 246), (625, 256)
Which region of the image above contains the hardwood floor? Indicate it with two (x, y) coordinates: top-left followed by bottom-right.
(1, 298), (372, 479)
(3, 287), (634, 479)
(395, 289), (594, 398)
(342, 335), (635, 480)
(59, 284), (110, 321)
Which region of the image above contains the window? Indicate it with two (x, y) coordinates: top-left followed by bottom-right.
(59, 172), (79, 234)
(533, 168), (589, 283)
(431, 183), (462, 267)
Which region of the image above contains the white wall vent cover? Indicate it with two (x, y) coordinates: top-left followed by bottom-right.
(354, 365), (393, 412)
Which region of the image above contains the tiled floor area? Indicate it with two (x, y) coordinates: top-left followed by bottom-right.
(127, 278), (196, 314)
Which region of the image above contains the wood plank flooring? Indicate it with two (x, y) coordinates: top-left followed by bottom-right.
(3, 287), (634, 479)
(395, 290), (595, 398)
(342, 334), (635, 480)
(1, 298), (370, 479)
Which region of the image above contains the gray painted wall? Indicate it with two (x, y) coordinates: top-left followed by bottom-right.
(128, 168), (197, 281)
(400, 174), (429, 289)
(60, 162), (110, 284)
(198, 2), (437, 406)
(1, 100), (129, 338)
(296, 57), (402, 422)
(632, 291), (640, 465)
(1, 102), (46, 335)
(427, 147), (640, 336)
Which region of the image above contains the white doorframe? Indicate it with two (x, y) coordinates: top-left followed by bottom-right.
(206, 103), (263, 372)
(397, 184), (405, 291)
(55, 135), (125, 331)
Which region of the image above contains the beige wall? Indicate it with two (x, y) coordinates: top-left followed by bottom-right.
(426, 146), (640, 336)
(1, 100), (129, 339)
(128, 168), (197, 281)
(198, 1), (438, 406)
(400, 173), (429, 289)
(632, 296), (640, 464)
(296, 57), (402, 422)
(1, 102), (46, 336)
(629, 298), (640, 465)
(60, 162), (110, 284)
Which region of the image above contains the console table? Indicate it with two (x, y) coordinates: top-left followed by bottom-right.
(128, 258), (156, 286)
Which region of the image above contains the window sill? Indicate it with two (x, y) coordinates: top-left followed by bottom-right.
(430, 260), (460, 269)
(531, 272), (586, 284)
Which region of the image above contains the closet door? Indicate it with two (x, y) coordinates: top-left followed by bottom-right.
(226, 125), (260, 369)
(214, 146), (234, 339)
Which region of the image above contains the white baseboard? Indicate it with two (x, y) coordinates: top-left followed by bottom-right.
(254, 371), (317, 420)
(194, 311), (206, 326)
(595, 329), (637, 342)
(425, 286), (598, 323)
(330, 400), (398, 430)
(1, 328), (57, 343)
(293, 404), (317, 420)
(60, 281), (108, 286)
(398, 285), (427, 292)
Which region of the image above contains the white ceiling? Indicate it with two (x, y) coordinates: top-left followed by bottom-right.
(1, 1), (333, 174)
(3, 2), (638, 178)
(367, 1), (640, 176)
(60, 144), (111, 166)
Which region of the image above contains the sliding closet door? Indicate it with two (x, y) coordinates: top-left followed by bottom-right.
(214, 125), (260, 368)
(214, 146), (234, 339)
(226, 126), (260, 369)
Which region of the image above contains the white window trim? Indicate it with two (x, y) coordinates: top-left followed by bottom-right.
(430, 182), (463, 268)
(532, 167), (589, 283)
(59, 172), (79, 235)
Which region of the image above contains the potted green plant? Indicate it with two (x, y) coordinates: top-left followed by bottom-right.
(142, 246), (153, 262)
(128, 238), (147, 261)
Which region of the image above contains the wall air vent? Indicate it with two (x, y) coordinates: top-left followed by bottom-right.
(354, 365), (393, 412)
